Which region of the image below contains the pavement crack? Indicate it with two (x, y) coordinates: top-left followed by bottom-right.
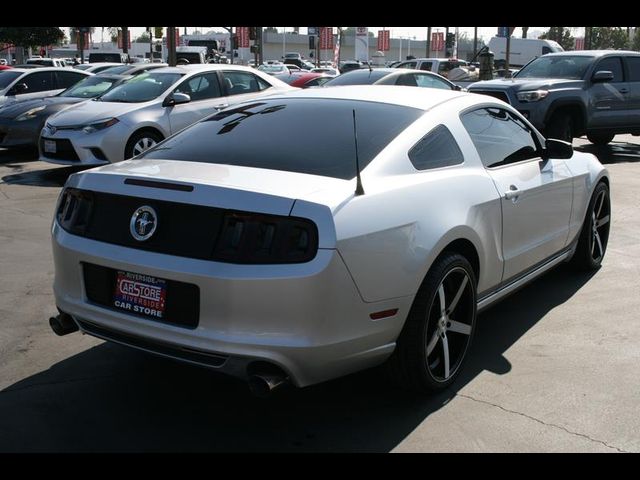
(1, 374), (117, 395)
(456, 393), (629, 453)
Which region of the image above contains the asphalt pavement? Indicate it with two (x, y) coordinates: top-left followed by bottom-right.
(0, 136), (639, 452)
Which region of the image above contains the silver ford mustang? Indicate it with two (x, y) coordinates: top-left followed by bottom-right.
(50, 86), (610, 395)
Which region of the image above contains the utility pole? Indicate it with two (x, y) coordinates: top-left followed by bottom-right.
(473, 27), (478, 58)
(427, 26), (431, 57)
(167, 27), (177, 66)
(445, 26), (449, 57)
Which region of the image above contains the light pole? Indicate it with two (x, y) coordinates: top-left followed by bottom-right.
(282, 26), (285, 59)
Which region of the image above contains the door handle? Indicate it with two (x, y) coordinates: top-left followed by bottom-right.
(618, 88), (629, 94)
(214, 103), (229, 110)
(504, 185), (520, 200)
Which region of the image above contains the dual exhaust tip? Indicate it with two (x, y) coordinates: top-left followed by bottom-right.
(49, 310), (289, 397)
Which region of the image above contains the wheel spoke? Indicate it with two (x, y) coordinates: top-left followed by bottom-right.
(442, 334), (450, 379)
(438, 285), (446, 316)
(596, 214), (610, 229)
(446, 275), (468, 315)
(596, 192), (606, 218)
(426, 331), (439, 356)
(448, 320), (471, 336)
(594, 230), (604, 259)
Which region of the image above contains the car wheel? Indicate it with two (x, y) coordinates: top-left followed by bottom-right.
(125, 130), (163, 159)
(571, 182), (611, 270)
(546, 112), (574, 143)
(586, 132), (615, 146)
(387, 252), (477, 392)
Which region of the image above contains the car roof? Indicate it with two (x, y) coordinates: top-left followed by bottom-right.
(8, 67), (90, 74)
(263, 85), (465, 110)
(151, 64), (260, 74)
(544, 50), (640, 58)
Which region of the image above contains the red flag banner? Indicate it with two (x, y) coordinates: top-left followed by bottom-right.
(575, 37), (585, 50)
(432, 32), (444, 51)
(320, 27), (333, 50)
(236, 27), (250, 48)
(377, 30), (390, 51)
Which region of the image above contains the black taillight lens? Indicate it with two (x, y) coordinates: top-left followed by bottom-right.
(56, 187), (94, 235)
(212, 212), (318, 264)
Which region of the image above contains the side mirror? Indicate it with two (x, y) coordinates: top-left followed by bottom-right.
(453, 85), (462, 91)
(162, 92), (191, 107)
(544, 138), (573, 159)
(592, 70), (614, 83)
(9, 82), (28, 95)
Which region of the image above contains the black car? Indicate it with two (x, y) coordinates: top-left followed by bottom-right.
(322, 68), (462, 91)
(0, 74), (127, 149)
(339, 60), (363, 74)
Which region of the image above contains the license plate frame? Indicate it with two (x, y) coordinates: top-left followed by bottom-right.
(112, 270), (167, 320)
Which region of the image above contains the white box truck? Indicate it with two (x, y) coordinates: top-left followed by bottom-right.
(487, 37), (564, 67)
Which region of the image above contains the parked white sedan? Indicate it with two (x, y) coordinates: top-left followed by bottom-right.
(39, 64), (295, 165)
(49, 86), (610, 395)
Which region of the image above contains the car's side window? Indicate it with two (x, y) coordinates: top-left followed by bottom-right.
(419, 62), (433, 71)
(20, 71), (55, 93)
(625, 57), (640, 82)
(414, 73), (451, 90)
(409, 124), (464, 170)
(222, 72), (268, 95)
(55, 71), (86, 89)
(399, 61), (417, 69)
(461, 108), (539, 168)
(595, 57), (624, 83)
(173, 73), (221, 101)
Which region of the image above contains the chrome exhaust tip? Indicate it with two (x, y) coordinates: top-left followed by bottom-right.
(247, 373), (289, 397)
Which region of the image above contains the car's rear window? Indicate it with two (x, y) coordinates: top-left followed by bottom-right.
(324, 70), (390, 86)
(140, 98), (423, 179)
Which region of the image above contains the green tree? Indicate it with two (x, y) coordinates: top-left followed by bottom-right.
(590, 27), (629, 49)
(539, 27), (575, 50)
(632, 28), (640, 51)
(0, 27), (64, 49)
(134, 32), (151, 43)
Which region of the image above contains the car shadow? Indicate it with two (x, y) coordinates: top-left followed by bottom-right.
(0, 264), (597, 452)
(0, 147), (39, 165)
(575, 139), (640, 165)
(1, 165), (89, 187)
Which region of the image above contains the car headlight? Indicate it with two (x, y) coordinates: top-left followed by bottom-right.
(517, 90), (549, 102)
(82, 118), (119, 134)
(15, 105), (47, 121)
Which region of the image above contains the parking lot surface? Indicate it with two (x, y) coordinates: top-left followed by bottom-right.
(0, 137), (639, 452)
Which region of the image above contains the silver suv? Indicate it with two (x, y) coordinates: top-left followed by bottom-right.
(468, 50), (640, 145)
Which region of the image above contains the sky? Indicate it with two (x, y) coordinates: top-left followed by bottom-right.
(66, 27), (581, 43)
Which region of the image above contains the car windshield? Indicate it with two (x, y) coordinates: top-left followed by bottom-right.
(515, 55), (594, 79)
(0, 71), (22, 89)
(59, 75), (120, 98)
(323, 70), (389, 86)
(74, 64), (92, 71)
(98, 65), (133, 75)
(99, 72), (182, 103)
(139, 98), (423, 179)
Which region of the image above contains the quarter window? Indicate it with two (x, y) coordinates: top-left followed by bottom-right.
(222, 72), (270, 95)
(461, 108), (539, 168)
(414, 74), (452, 90)
(409, 125), (464, 170)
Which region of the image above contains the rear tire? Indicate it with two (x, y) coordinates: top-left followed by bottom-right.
(386, 252), (477, 392)
(571, 182), (611, 270)
(546, 112), (575, 143)
(587, 132), (615, 146)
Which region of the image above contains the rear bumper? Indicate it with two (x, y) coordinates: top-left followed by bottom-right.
(52, 223), (411, 387)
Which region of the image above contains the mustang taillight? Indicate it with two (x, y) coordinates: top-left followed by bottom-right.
(212, 212), (318, 264)
(56, 187), (94, 235)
